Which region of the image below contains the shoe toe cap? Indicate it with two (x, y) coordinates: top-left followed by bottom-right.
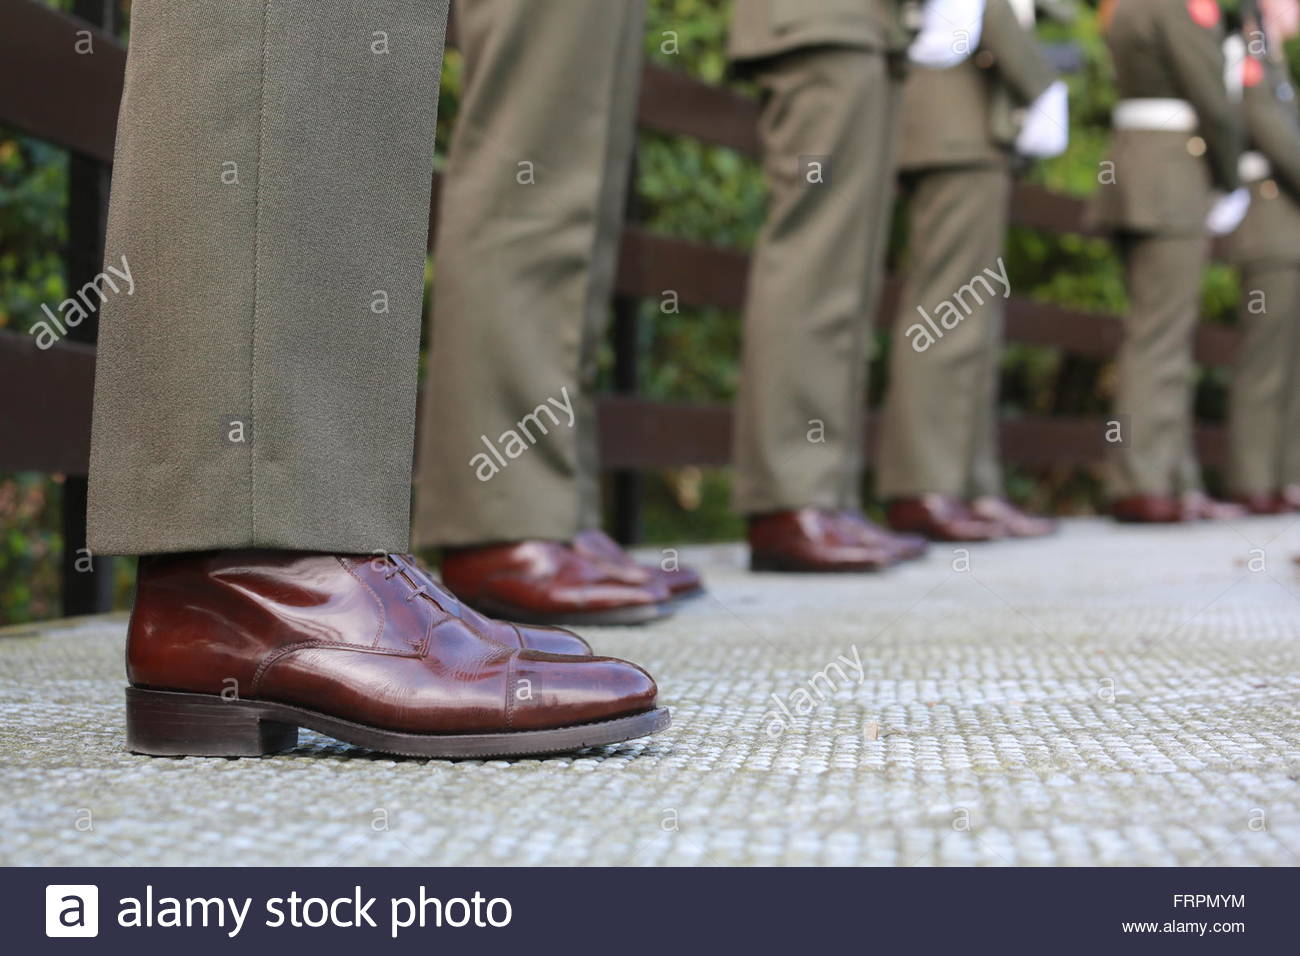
(660, 564), (704, 595)
(510, 653), (658, 730)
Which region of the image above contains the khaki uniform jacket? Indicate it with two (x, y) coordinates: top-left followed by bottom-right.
(1229, 55), (1300, 264)
(728, 0), (912, 61)
(1088, 0), (1241, 235)
(898, 0), (1058, 170)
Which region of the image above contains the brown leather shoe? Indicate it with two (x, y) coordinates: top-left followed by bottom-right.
(1181, 491), (1247, 522)
(441, 540), (673, 626)
(834, 510), (929, 561)
(1282, 484), (1300, 510)
(125, 550), (667, 758)
(886, 495), (1003, 542)
(1111, 494), (1185, 523)
(968, 497), (1058, 538)
(572, 529), (705, 600)
(394, 554), (592, 656)
(748, 509), (895, 572)
(1234, 492), (1290, 516)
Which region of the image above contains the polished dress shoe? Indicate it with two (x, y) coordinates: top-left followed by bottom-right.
(573, 529), (705, 600)
(1282, 485), (1300, 510)
(1111, 494), (1184, 523)
(748, 508), (895, 572)
(1235, 492), (1291, 516)
(969, 497), (1057, 538)
(1181, 491), (1247, 522)
(441, 540), (673, 626)
(125, 550), (666, 758)
(834, 510), (928, 561)
(394, 554), (591, 655)
(886, 495), (1003, 542)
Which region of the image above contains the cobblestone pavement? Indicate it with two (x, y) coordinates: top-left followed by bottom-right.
(3, 518), (1298, 865)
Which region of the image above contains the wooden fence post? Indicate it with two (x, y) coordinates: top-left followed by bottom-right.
(609, 150), (644, 546)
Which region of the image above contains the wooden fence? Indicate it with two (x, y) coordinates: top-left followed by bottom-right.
(0, 0), (1237, 613)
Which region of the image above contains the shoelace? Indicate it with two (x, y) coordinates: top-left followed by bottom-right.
(380, 553), (463, 612)
(378, 554), (432, 604)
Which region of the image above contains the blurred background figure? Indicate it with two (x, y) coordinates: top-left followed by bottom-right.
(879, 0), (1068, 543)
(730, 0), (984, 572)
(1088, 0), (1247, 523)
(1228, 0), (1300, 514)
(413, 0), (702, 626)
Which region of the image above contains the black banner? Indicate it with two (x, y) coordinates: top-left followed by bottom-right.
(4, 866), (1287, 953)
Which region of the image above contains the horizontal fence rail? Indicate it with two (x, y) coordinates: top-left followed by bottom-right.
(596, 397), (1227, 471)
(0, 0), (124, 163)
(0, 0), (1237, 482)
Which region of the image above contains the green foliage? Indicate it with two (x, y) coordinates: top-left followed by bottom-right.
(0, 135), (67, 337)
(0, 127), (70, 623)
(0, 0), (86, 623)
(0, 475), (61, 624)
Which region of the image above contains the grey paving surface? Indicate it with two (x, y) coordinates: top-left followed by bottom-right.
(2, 518), (1298, 866)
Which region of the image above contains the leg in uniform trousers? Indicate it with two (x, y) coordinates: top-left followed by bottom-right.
(1108, 232), (1214, 521)
(954, 270), (1059, 536)
(958, 207), (1056, 543)
(1281, 276), (1300, 506)
(734, 48), (928, 572)
(412, 0), (701, 624)
(1229, 262), (1300, 511)
(877, 161), (1056, 541)
(965, 294), (1007, 505)
(91, 0), (446, 555)
(878, 164), (1017, 541)
(89, 0), (666, 759)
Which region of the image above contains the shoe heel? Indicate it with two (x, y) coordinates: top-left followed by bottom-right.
(126, 687), (298, 757)
(749, 552), (789, 572)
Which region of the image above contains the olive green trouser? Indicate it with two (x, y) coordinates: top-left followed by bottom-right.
(877, 163), (1012, 500)
(732, 47), (902, 515)
(1107, 233), (1210, 499)
(88, 0), (448, 555)
(412, 0), (645, 547)
(1285, 319), (1300, 489)
(1285, 368), (1300, 488)
(1229, 262), (1300, 496)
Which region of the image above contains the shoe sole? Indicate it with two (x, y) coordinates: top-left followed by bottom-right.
(126, 687), (670, 759)
(749, 554), (891, 573)
(1003, 529), (1059, 539)
(889, 527), (1002, 543)
(888, 543), (929, 561)
(465, 597), (674, 627)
